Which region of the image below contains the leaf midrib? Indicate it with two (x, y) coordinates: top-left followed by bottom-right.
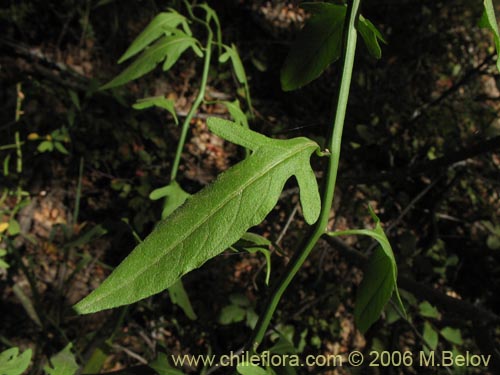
(85, 141), (316, 308)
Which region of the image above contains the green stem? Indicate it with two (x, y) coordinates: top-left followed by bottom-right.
(249, 0), (361, 349)
(170, 7), (213, 182)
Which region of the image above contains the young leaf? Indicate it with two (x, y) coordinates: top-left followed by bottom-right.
(281, 3), (346, 91)
(168, 280), (197, 320)
(75, 118), (320, 314)
(101, 33), (203, 89)
(219, 44), (248, 85)
(358, 15), (386, 59)
(327, 207), (405, 333)
(480, 0), (500, 72)
(0, 347), (32, 375)
(43, 344), (78, 375)
(419, 301), (440, 319)
(119, 11), (191, 63)
(133, 96), (179, 125)
(149, 181), (190, 220)
(220, 100), (249, 128)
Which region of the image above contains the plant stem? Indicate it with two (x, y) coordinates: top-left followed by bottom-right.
(170, 19), (213, 181)
(249, 0), (361, 349)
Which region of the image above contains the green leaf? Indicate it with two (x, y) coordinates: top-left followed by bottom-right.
(75, 118), (320, 314)
(358, 15), (386, 59)
(220, 100), (248, 128)
(281, 3), (384, 90)
(280, 3), (346, 91)
(0, 347), (32, 375)
(149, 181), (190, 220)
(101, 33), (202, 89)
(327, 207), (406, 333)
(440, 327), (463, 345)
(419, 301), (440, 319)
(43, 344), (78, 375)
(38, 141), (54, 153)
(423, 322), (438, 350)
(149, 353), (185, 375)
(119, 11), (191, 63)
(219, 304), (247, 325)
(7, 219), (20, 236)
(197, 4), (222, 51)
(168, 280), (197, 320)
(133, 96), (178, 125)
(237, 363), (268, 375)
(480, 0), (500, 72)
(219, 44), (248, 85)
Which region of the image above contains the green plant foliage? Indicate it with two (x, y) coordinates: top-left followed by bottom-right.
(75, 118), (320, 314)
(101, 33), (203, 89)
(219, 44), (248, 86)
(280, 3), (385, 91)
(0, 248), (8, 269)
(168, 280), (197, 320)
(118, 11), (191, 63)
(419, 301), (440, 319)
(440, 327), (463, 345)
(237, 363), (270, 375)
(423, 321), (438, 350)
(236, 232), (272, 285)
(149, 181), (191, 220)
(43, 344), (78, 375)
(480, 0), (500, 72)
(133, 96), (178, 125)
(220, 100), (249, 128)
(0, 347), (32, 375)
(149, 353), (186, 375)
(327, 207), (405, 333)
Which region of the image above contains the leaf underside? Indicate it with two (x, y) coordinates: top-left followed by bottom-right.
(75, 118), (320, 314)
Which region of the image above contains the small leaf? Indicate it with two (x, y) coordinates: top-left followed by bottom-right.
(358, 15), (386, 59)
(54, 142), (69, 155)
(440, 327), (463, 345)
(423, 322), (439, 350)
(236, 362), (268, 375)
(7, 219), (20, 236)
(38, 141), (54, 153)
(149, 181), (190, 220)
(280, 3), (346, 91)
(419, 301), (440, 319)
(327, 207), (406, 333)
(101, 33), (202, 89)
(219, 44), (248, 85)
(75, 118), (320, 314)
(43, 344), (78, 375)
(133, 96), (178, 125)
(149, 353), (185, 375)
(0, 347), (32, 375)
(480, 0), (500, 72)
(219, 305), (247, 325)
(119, 11), (191, 63)
(168, 280), (197, 320)
(220, 100), (248, 128)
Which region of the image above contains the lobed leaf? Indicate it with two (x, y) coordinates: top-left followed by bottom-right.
(220, 99), (248, 128)
(43, 344), (78, 375)
(133, 96), (178, 125)
(0, 347), (32, 375)
(101, 33), (202, 90)
(119, 11), (191, 63)
(480, 0), (500, 72)
(75, 118), (320, 314)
